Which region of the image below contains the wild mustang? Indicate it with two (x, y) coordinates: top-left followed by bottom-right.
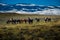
(6, 17), (51, 24)
(6, 18), (20, 24)
(6, 18), (33, 24)
(6, 18), (13, 24)
(45, 17), (51, 22)
(28, 18), (33, 24)
(16, 19), (21, 24)
(35, 18), (40, 22)
(24, 19), (28, 23)
(6, 19), (12, 24)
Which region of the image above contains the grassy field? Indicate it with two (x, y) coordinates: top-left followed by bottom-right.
(0, 13), (60, 40)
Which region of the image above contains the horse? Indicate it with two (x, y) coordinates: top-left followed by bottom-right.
(45, 17), (51, 22)
(35, 18), (40, 22)
(24, 19), (28, 23)
(6, 18), (20, 24)
(6, 20), (12, 24)
(28, 18), (33, 24)
(16, 19), (21, 24)
(6, 18), (34, 24)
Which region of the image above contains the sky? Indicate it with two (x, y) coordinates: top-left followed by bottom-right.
(0, 0), (60, 6)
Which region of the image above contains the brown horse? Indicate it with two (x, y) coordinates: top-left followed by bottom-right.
(6, 18), (34, 24)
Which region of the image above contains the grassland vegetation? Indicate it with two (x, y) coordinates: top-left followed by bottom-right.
(0, 13), (60, 40)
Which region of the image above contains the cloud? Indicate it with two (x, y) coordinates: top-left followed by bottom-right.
(57, 6), (60, 8)
(39, 9), (60, 15)
(0, 3), (60, 15)
(15, 9), (60, 15)
(0, 3), (7, 6)
(0, 9), (17, 13)
(39, 5), (45, 6)
(0, 8), (60, 15)
(22, 8), (37, 11)
(16, 4), (36, 6)
(48, 6), (55, 8)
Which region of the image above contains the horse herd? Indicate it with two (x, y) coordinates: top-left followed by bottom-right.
(6, 17), (51, 24)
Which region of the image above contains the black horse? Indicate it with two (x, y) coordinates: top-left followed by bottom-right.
(6, 18), (21, 24)
(6, 18), (13, 24)
(35, 18), (40, 22)
(6, 18), (34, 24)
(6, 18), (28, 24)
(6, 19), (12, 24)
(45, 17), (51, 22)
(28, 18), (33, 24)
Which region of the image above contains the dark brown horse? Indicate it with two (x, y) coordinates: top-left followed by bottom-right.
(45, 17), (51, 22)
(6, 18), (20, 24)
(6, 18), (29, 24)
(28, 18), (33, 24)
(35, 18), (40, 22)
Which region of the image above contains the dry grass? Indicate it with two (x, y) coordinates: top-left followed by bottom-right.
(0, 13), (60, 40)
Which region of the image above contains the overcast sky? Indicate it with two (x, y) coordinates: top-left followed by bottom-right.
(0, 0), (60, 6)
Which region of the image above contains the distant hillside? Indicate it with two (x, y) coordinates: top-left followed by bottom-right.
(0, 13), (60, 18)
